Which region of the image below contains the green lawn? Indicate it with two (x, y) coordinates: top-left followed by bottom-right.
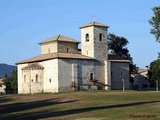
(0, 91), (160, 120)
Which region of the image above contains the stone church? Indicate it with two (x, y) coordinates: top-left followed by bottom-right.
(16, 21), (130, 94)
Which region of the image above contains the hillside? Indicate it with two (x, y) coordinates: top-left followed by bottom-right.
(0, 64), (16, 78)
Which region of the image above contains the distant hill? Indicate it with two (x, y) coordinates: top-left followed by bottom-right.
(0, 64), (17, 78)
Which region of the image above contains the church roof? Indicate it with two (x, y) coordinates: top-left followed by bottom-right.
(22, 63), (44, 70)
(39, 35), (80, 44)
(108, 53), (130, 63)
(16, 53), (94, 64)
(80, 21), (109, 29)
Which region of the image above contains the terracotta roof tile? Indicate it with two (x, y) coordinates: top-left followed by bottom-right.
(39, 35), (80, 44)
(80, 21), (109, 29)
(17, 52), (131, 64)
(22, 63), (44, 70)
(16, 53), (94, 64)
(16, 53), (57, 64)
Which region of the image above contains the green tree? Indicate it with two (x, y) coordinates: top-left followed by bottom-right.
(158, 52), (160, 59)
(148, 59), (160, 86)
(148, 6), (160, 42)
(10, 70), (18, 91)
(108, 33), (137, 76)
(3, 69), (17, 94)
(3, 74), (11, 93)
(108, 33), (132, 60)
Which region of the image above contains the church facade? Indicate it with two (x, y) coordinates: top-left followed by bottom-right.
(16, 22), (130, 94)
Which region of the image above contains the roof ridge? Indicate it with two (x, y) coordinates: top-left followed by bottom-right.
(39, 35), (80, 44)
(80, 21), (109, 29)
(16, 52), (94, 64)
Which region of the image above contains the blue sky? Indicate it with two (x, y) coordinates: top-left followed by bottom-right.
(0, 0), (159, 68)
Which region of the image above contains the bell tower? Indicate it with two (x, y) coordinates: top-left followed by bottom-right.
(80, 21), (109, 61)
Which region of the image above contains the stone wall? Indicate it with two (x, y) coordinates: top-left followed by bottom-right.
(17, 63), (28, 94)
(22, 82), (43, 94)
(41, 42), (57, 54)
(58, 42), (79, 53)
(40, 41), (79, 54)
(105, 60), (111, 90)
(21, 68), (44, 94)
(81, 26), (94, 57)
(58, 59), (76, 91)
(41, 59), (58, 93)
(18, 59), (59, 94)
(18, 59), (130, 93)
(111, 62), (130, 90)
(58, 59), (106, 91)
(77, 60), (95, 85)
(93, 60), (105, 83)
(94, 27), (108, 61)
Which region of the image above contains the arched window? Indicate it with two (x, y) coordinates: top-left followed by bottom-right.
(85, 33), (89, 42)
(90, 73), (93, 80)
(99, 33), (102, 41)
(35, 74), (38, 82)
(24, 75), (26, 82)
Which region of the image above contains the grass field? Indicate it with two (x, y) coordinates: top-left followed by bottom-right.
(0, 91), (160, 120)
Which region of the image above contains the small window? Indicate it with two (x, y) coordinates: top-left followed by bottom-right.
(111, 72), (113, 76)
(121, 72), (123, 76)
(49, 78), (51, 82)
(85, 33), (89, 42)
(67, 48), (69, 53)
(35, 74), (38, 82)
(99, 33), (102, 41)
(0, 84), (2, 87)
(48, 48), (50, 53)
(90, 73), (93, 80)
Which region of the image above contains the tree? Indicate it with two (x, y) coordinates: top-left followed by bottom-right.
(158, 52), (160, 59)
(10, 69), (18, 91)
(3, 69), (17, 94)
(108, 33), (137, 75)
(3, 74), (11, 93)
(108, 33), (132, 60)
(148, 6), (160, 42)
(148, 59), (160, 86)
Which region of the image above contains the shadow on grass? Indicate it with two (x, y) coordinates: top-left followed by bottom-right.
(0, 96), (12, 104)
(1, 100), (160, 120)
(0, 98), (77, 120)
